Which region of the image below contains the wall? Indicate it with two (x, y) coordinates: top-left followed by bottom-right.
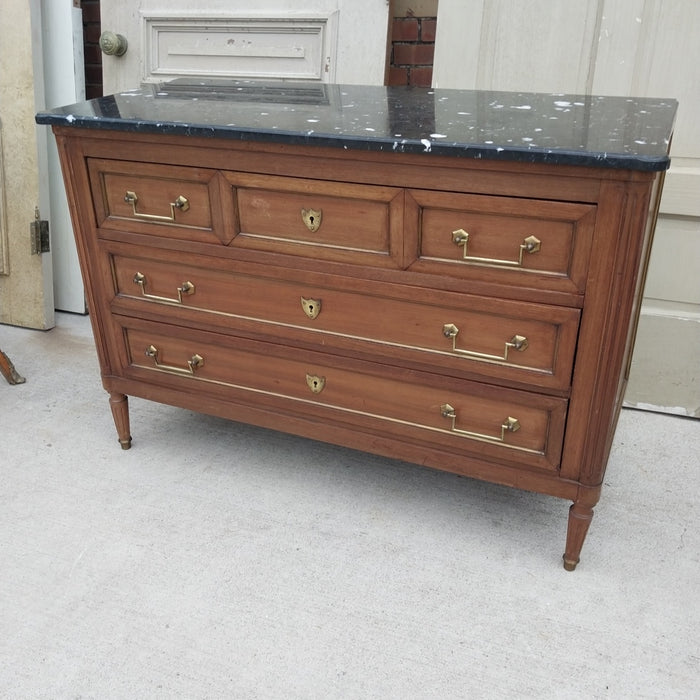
(433, 0), (699, 417)
(82, 0), (103, 98)
(386, 0), (438, 87)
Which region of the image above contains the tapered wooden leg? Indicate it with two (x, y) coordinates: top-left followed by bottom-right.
(563, 498), (595, 571)
(0, 348), (25, 385)
(109, 391), (132, 449)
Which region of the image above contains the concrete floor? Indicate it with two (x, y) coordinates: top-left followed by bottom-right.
(1, 312), (699, 699)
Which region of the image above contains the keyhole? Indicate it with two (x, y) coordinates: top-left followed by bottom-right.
(301, 297), (321, 319)
(306, 373), (325, 393)
(302, 208), (321, 232)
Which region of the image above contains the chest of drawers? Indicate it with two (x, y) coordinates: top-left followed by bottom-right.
(38, 81), (676, 569)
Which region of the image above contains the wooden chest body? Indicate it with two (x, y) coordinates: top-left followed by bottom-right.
(44, 84), (674, 569)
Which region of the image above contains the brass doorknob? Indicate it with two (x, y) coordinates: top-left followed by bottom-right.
(99, 31), (128, 57)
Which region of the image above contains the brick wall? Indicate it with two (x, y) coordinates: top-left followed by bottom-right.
(387, 13), (437, 87)
(81, 0), (103, 98)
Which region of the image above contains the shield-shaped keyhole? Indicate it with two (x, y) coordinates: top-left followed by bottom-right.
(306, 374), (326, 394)
(301, 296), (321, 319)
(301, 208), (322, 232)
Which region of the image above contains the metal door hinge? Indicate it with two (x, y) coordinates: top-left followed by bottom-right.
(30, 207), (50, 254)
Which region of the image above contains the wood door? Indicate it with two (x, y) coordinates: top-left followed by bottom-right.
(0, 0), (54, 330)
(100, 0), (390, 94)
(433, 0), (700, 418)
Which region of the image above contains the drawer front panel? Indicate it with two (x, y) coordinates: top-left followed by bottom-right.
(88, 158), (231, 245)
(224, 172), (405, 268)
(120, 321), (567, 472)
(109, 251), (580, 390)
(407, 190), (596, 293)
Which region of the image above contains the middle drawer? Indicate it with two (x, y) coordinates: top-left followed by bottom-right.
(108, 251), (579, 392)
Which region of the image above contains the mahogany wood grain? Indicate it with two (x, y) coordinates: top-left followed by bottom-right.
(119, 317), (565, 472)
(106, 249), (579, 391)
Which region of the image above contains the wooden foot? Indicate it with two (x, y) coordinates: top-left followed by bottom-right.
(109, 391), (132, 449)
(0, 348), (25, 385)
(563, 497), (596, 571)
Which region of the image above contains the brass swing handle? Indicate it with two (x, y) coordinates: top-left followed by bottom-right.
(452, 229), (541, 267)
(124, 190), (189, 222)
(145, 345), (204, 375)
(442, 323), (528, 362)
(440, 403), (520, 444)
(133, 272), (195, 304)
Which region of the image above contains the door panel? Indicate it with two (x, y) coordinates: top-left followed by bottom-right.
(433, 0), (699, 417)
(0, 0), (54, 329)
(42, 0), (87, 314)
(100, 1), (390, 94)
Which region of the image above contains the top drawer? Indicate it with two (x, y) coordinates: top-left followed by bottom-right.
(88, 158), (232, 245)
(407, 190), (596, 294)
(224, 171), (406, 269)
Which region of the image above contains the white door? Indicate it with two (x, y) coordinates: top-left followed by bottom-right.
(42, 0), (87, 314)
(0, 0), (54, 330)
(433, 0), (700, 418)
(100, 0), (390, 94)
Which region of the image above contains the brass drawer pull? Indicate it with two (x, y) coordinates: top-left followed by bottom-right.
(145, 345), (204, 375)
(133, 272), (195, 303)
(442, 323), (528, 362)
(124, 190), (190, 222)
(452, 228), (541, 267)
(441, 403), (520, 444)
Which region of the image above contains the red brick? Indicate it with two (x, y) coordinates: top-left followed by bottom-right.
(420, 18), (437, 42)
(84, 45), (102, 65)
(85, 85), (103, 100)
(85, 64), (102, 84)
(81, 1), (101, 23)
(393, 43), (435, 66)
(392, 18), (419, 42)
(387, 67), (409, 86)
(84, 23), (101, 44)
(409, 67), (433, 87)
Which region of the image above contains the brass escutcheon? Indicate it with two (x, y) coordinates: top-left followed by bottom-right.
(306, 374), (326, 394)
(301, 208), (322, 232)
(301, 296), (322, 319)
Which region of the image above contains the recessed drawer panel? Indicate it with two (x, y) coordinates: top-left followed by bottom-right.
(224, 171), (406, 268)
(407, 190), (596, 293)
(120, 321), (567, 472)
(109, 251), (580, 391)
(88, 158), (231, 245)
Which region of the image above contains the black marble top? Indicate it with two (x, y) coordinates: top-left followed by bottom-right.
(36, 79), (677, 171)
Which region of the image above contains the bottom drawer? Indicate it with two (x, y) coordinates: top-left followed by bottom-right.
(117, 319), (567, 473)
